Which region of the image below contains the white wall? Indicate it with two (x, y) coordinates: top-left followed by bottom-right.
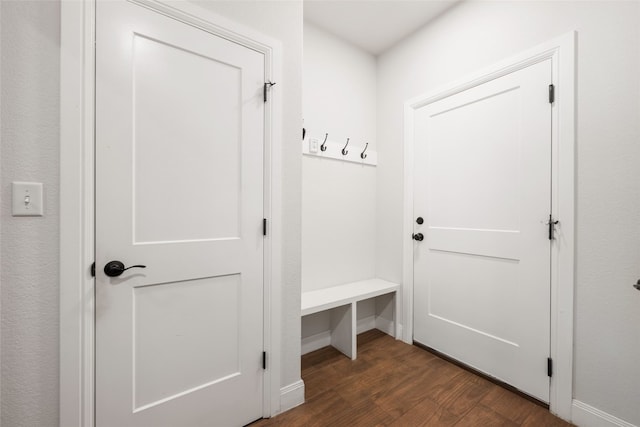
(301, 23), (378, 341)
(1, 1), (61, 426)
(303, 23), (377, 151)
(377, 1), (640, 425)
(0, 1), (302, 425)
(0, 4), (3, 425)
(302, 23), (377, 291)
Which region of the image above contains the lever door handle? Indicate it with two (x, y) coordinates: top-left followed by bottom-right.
(104, 261), (146, 277)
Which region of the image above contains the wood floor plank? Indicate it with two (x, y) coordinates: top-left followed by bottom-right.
(454, 404), (518, 427)
(301, 345), (342, 372)
(251, 390), (349, 427)
(480, 384), (540, 424)
(521, 404), (574, 427)
(436, 375), (494, 418)
(333, 358), (412, 405)
(421, 406), (464, 427)
(249, 330), (573, 427)
(321, 397), (394, 427)
(373, 371), (439, 419)
(387, 397), (439, 426)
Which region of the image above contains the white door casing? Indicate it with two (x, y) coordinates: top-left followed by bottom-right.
(60, 1), (284, 426)
(403, 33), (575, 419)
(413, 59), (552, 402)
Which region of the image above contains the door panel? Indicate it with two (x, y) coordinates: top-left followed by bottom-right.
(95, 2), (265, 426)
(413, 59), (552, 402)
(133, 275), (241, 410)
(132, 34), (242, 243)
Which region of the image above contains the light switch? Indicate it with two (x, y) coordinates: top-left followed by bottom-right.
(309, 138), (319, 153)
(12, 182), (43, 216)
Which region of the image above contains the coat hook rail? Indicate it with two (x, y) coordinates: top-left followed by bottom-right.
(302, 132), (377, 166)
(342, 138), (350, 155)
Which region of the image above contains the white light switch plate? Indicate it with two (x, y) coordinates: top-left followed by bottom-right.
(12, 182), (43, 216)
(309, 138), (319, 153)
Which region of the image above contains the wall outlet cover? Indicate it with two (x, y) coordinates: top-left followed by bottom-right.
(309, 138), (319, 153)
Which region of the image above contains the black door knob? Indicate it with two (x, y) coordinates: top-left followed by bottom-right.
(412, 233), (424, 241)
(104, 261), (146, 277)
(416, 217), (424, 224)
(634, 279), (640, 291)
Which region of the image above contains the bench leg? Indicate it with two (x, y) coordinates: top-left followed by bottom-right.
(330, 303), (356, 360)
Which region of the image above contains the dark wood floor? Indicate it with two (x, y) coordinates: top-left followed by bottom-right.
(251, 330), (573, 426)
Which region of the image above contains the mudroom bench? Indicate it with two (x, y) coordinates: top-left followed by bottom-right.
(301, 278), (400, 360)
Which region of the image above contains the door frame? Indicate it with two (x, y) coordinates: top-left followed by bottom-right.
(59, 1), (283, 426)
(402, 33), (576, 420)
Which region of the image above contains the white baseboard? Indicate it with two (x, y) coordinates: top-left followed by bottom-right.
(572, 400), (637, 427)
(301, 331), (331, 355)
(375, 316), (394, 336)
(302, 316), (398, 355)
(357, 315), (400, 337)
(279, 380), (305, 413)
(357, 315), (376, 334)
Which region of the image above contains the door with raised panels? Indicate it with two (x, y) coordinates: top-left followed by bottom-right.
(413, 59), (553, 402)
(95, 2), (265, 425)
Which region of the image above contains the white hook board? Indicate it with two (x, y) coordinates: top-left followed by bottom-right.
(302, 136), (377, 166)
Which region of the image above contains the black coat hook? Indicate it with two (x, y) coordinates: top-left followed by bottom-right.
(360, 143), (369, 159)
(341, 138), (350, 155)
(320, 133), (328, 152)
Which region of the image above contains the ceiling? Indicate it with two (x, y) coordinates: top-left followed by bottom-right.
(304, 0), (461, 55)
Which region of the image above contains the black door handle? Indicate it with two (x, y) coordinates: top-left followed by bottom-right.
(104, 261), (146, 277)
(412, 233), (424, 241)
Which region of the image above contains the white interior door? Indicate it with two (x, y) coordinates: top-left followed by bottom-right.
(95, 2), (265, 426)
(413, 59), (552, 402)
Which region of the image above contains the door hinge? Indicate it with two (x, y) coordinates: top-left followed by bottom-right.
(547, 357), (553, 377)
(548, 84), (555, 104)
(262, 351), (267, 370)
(91, 262), (95, 277)
(548, 214), (559, 240)
(263, 218), (267, 236)
(263, 81), (276, 103)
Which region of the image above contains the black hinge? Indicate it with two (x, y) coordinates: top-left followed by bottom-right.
(91, 262), (96, 277)
(549, 84), (555, 104)
(262, 351), (267, 370)
(548, 214), (559, 240)
(547, 357), (553, 377)
(263, 82), (276, 102)
(263, 218), (267, 236)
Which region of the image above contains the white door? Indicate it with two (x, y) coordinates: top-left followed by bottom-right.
(413, 59), (552, 402)
(95, 2), (265, 426)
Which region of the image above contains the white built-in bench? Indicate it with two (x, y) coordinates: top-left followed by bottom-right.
(301, 278), (400, 360)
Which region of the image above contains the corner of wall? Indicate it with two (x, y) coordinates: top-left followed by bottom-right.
(279, 380), (305, 414)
